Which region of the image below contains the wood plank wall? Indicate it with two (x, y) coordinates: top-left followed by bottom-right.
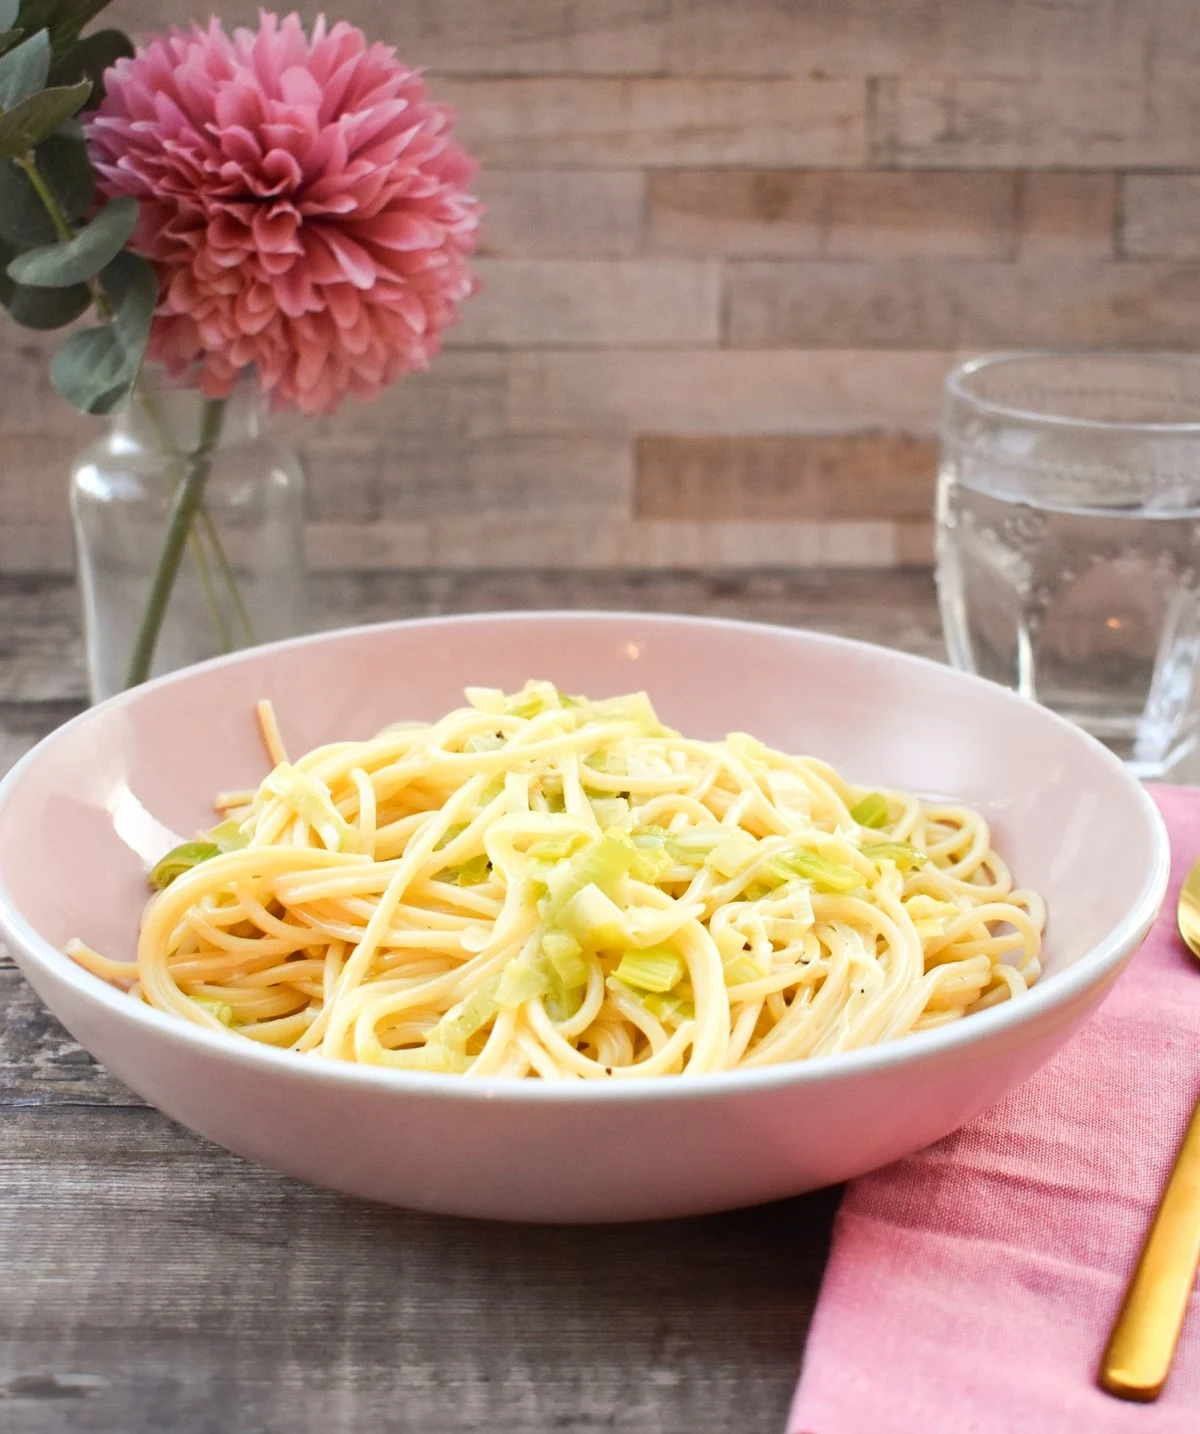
(2, 0), (1198, 575)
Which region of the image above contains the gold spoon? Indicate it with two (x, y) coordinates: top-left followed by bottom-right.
(1098, 857), (1200, 1401)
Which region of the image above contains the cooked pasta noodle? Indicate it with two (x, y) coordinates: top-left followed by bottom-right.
(68, 681), (1045, 1078)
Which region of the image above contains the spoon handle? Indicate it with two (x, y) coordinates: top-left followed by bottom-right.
(1099, 1091), (1200, 1400)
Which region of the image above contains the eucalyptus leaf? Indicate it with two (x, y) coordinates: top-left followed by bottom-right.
(8, 193), (136, 285)
(0, 230), (90, 326)
(0, 156), (54, 243)
(49, 27), (131, 105)
(101, 247), (156, 354)
(0, 29), (24, 57)
(18, 0), (111, 60)
(0, 132), (91, 244)
(51, 322), (135, 413)
(0, 269), (89, 325)
(0, 0), (20, 32)
(0, 78), (89, 157)
(32, 124), (90, 212)
(0, 25), (48, 107)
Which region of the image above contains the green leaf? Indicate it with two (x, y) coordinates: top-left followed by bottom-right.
(0, 157), (53, 243)
(50, 321), (134, 413)
(102, 247), (157, 352)
(32, 125), (89, 210)
(45, 247), (154, 411)
(0, 132), (92, 244)
(0, 236), (89, 325)
(19, 0), (112, 60)
(0, 25), (48, 107)
(0, 30), (25, 58)
(0, 79), (89, 157)
(8, 193), (136, 285)
(0, 270), (89, 325)
(0, 0), (21, 32)
(49, 27), (131, 105)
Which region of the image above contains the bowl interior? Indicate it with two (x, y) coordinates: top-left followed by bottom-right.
(0, 612), (1162, 998)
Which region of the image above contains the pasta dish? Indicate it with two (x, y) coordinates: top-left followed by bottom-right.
(69, 682), (1044, 1078)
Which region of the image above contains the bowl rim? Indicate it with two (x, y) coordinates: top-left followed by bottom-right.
(0, 608), (1172, 1106)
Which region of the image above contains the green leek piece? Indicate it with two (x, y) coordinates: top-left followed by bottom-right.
(464, 733), (504, 754)
(588, 795), (630, 829)
(587, 691), (666, 733)
(665, 828), (726, 862)
(148, 841), (220, 891)
(849, 792), (890, 829)
(863, 841), (928, 872)
(542, 930), (589, 989)
(773, 848), (864, 893)
(495, 955), (551, 1009)
(263, 763), (352, 851)
(556, 883), (628, 950)
(705, 830), (759, 878)
(713, 925), (749, 961)
(542, 831), (635, 919)
(642, 991), (695, 1023)
(455, 854), (491, 887)
(742, 880), (776, 902)
(723, 953), (769, 987)
(504, 681), (562, 718)
(526, 830), (587, 862)
(433, 821), (469, 851)
(612, 947), (685, 993)
(191, 994), (233, 1025)
(432, 979), (500, 1048)
(401, 1041), (473, 1074)
(207, 818), (250, 852)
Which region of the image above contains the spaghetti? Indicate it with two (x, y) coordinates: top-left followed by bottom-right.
(69, 681), (1044, 1078)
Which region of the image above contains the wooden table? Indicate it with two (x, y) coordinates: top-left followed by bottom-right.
(0, 569), (941, 1434)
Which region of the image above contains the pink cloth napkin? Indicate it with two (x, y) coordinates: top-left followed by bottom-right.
(788, 784), (1200, 1434)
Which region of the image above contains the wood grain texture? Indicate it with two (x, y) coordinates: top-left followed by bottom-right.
(6, 0), (1198, 581)
(306, 517), (917, 571)
(1019, 172), (1117, 259)
(0, 1107), (838, 1434)
(440, 77), (868, 169)
(1121, 174), (1200, 259)
(724, 261), (1200, 349)
(449, 260), (721, 347)
(505, 349), (953, 436)
(870, 76), (1200, 169)
(647, 169), (1017, 259)
(474, 171), (648, 258)
(635, 434), (936, 520)
(106, 0), (1196, 79)
(660, 0), (1154, 78)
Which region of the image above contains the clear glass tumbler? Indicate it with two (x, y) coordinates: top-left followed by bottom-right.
(936, 352), (1200, 778)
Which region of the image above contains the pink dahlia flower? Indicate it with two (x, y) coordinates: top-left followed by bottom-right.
(86, 12), (479, 413)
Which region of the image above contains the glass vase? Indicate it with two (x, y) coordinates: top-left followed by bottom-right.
(69, 370), (307, 703)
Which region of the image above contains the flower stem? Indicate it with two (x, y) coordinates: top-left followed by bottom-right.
(123, 396), (228, 688)
(197, 505), (257, 646)
(17, 156), (76, 240)
(187, 527), (233, 655)
(17, 155), (116, 321)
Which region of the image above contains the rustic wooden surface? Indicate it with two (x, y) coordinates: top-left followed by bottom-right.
(0, 568), (940, 1434)
(6, 0), (1200, 576)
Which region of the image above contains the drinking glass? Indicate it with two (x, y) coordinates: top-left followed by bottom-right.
(936, 352), (1200, 778)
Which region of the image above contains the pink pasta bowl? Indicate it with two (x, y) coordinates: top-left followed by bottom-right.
(0, 612), (1169, 1221)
